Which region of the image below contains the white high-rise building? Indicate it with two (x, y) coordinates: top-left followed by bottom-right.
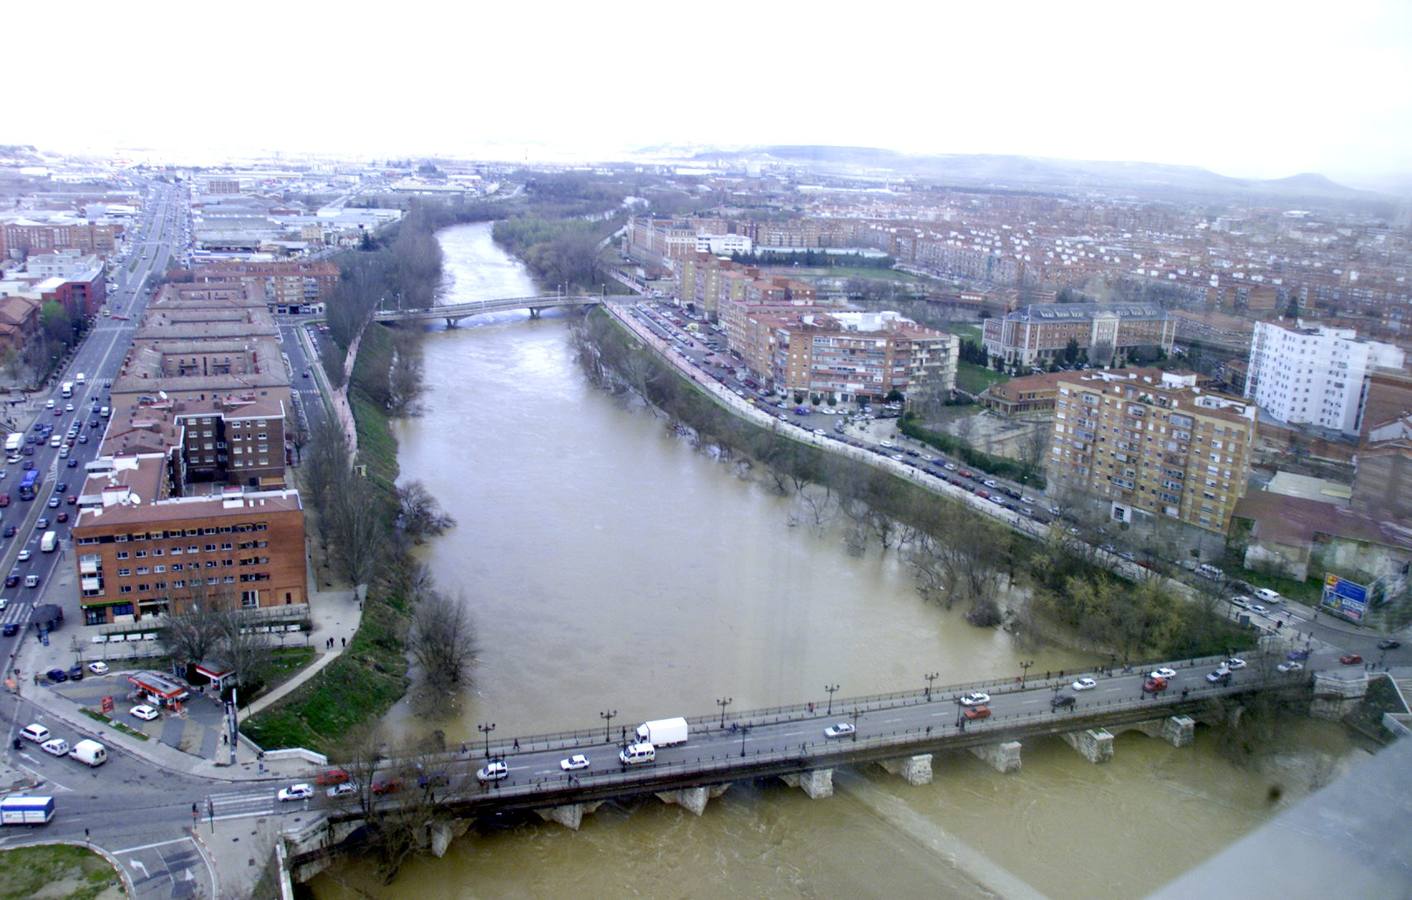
(1245, 320), (1405, 434)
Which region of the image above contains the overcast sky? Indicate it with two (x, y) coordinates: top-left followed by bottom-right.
(10, 1), (1410, 186)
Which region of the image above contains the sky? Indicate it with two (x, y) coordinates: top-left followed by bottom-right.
(8, 0), (1411, 187)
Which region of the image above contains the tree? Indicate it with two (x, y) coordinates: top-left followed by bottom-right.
(159, 591), (226, 667)
(40, 301), (71, 348)
(398, 481), (456, 543)
(1063, 338), (1080, 366)
(329, 475), (385, 587)
(408, 587), (476, 693)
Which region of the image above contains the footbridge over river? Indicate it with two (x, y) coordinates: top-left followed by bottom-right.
(373, 294), (626, 326)
(285, 652), (1361, 881)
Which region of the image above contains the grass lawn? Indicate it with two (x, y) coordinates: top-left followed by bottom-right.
(956, 361), (1009, 395)
(950, 323), (983, 343)
(0, 845), (124, 900)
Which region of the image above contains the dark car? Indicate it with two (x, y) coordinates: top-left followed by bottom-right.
(67, 665), (84, 681)
(45, 668), (67, 683)
(56, 512), (68, 523)
(66, 458), (78, 468)
(1378, 639), (1402, 650)
(4, 574), (17, 588)
(1287, 649), (1310, 661)
(2, 525), (14, 538)
(1, 623), (17, 637)
(55, 483), (67, 493)
(1051, 694), (1076, 709)
(21, 460), (33, 470)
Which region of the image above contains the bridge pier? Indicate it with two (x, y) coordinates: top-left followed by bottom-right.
(1062, 728), (1114, 764)
(535, 801), (604, 831)
(780, 768), (834, 799)
(529, 307), (542, 319)
(969, 741), (1022, 774)
(444, 317), (456, 328)
(1311, 671), (1369, 720)
(656, 784), (728, 816)
(878, 754), (934, 785)
(429, 818), (471, 857)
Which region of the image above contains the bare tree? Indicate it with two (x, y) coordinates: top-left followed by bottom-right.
(397, 481), (456, 543)
(1017, 421), (1051, 471)
(330, 475), (386, 587)
(159, 599), (225, 667)
(408, 587), (477, 693)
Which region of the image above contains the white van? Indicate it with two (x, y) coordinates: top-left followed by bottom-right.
(1197, 564), (1223, 580)
(1253, 587), (1282, 604)
(618, 742), (656, 766)
(68, 739), (107, 767)
(45, 399), (55, 410)
(20, 723), (50, 744)
(75, 373), (85, 384)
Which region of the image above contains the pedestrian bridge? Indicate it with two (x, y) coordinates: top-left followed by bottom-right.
(284, 654), (1350, 880)
(374, 294), (622, 326)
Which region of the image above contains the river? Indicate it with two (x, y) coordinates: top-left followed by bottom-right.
(310, 223), (1359, 899)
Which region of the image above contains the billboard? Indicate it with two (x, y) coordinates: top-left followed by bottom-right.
(1321, 574), (1369, 623)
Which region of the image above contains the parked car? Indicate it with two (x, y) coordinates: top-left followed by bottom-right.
(824, 722), (855, 739)
(959, 692), (990, 706)
(66, 665), (83, 681)
(1, 623), (17, 636)
(372, 778), (403, 795)
(277, 784), (314, 802)
(45, 668), (67, 683)
(88, 661), (109, 675)
(1287, 649), (1310, 661)
(19, 723), (49, 743)
(963, 705), (992, 721)
(129, 704), (160, 721)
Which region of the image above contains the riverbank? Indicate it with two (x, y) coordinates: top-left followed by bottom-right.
(577, 305), (1251, 660)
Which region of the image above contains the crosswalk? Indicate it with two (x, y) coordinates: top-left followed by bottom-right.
(206, 789), (279, 819)
(0, 600), (31, 627)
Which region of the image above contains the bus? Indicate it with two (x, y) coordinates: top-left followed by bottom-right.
(18, 470), (40, 501)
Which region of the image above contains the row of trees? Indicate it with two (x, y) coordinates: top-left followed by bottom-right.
(491, 216), (619, 290)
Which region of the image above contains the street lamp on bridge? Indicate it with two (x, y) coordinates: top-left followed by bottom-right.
(924, 672), (939, 701)
(477, 721), (496, 759)
(824, 683), (840, 717)
(600, 710), (617, 743)
(1019, 660), (1035, 687)
(850, 707), (861, 741)
(738, 723), (751, 757)
(717, 697), (733, 729)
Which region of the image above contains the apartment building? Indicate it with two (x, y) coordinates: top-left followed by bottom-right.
(191, 260), (338, 313)
(983, 303), (1175, 368)
(1245, 320), (1406, 435)
(0, 217), (120, 258)
(1048, 370), (1256, 534)
(769, 311), (958, 402)
(73, 456), (305, 625)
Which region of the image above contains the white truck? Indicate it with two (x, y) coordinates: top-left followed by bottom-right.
(635, 717), (689, 747)
(40, 531), (57, 553)
(68, 739), (107, 767)
(61, 382), (73, 399)
(1, 796), (54, 825)
(3, 433), (20, 454)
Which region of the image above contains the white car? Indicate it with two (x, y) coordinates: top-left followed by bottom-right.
(17, 550), (30, 562)
(41, 738), (70, 757)
(1071, 677), (1097, 691)
(1150, 667), (1177, 680)
(824, 722), (855, 739)
(982, 479), (998, 488)
(959, 692), (991, 706)
(1230, 596), (1251, 609)
(326, 781), (358, 798)
(278, 784), (314, 802)
(944, 462), (958, 471)
(477, 761), (509, 782)
(1277, 661), (1304, 673)
(1225, 658), (1247, 670)
(129, 704), (160, 721)
(87, 661), (109, 675)
(559, 754), (590, 771)
(1249, 604), (1267, 614)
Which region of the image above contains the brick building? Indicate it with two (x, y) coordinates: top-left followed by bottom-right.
(767, 311), (958, 401)
(192, 260), (338, 313)
(1047, 370), (1256, 534)
(0, 218), (120, 258)
(983, 303), (1175, 368)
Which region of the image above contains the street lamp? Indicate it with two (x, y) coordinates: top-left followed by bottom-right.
(717, 697), (733, 729)
(477, 721), (496, 759)
(600, 709), (617, 743)
(1019, 660), (1034, 687)
(954, 696), (964, 728)
(738, 723), (751, 757)
(924, 671), (939, 701)
(850, 707), (861, 741)
(824, 683), (840, 716)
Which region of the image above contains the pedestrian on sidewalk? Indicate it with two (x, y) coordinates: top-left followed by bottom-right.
(341, 637), (346, 648)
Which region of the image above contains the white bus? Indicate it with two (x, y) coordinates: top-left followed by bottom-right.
(40, 530), (57, 553)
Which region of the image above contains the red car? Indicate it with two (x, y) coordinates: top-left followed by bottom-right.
(963, 705), (991, 721)
(371, 778), (402, 796)
(65, 495), (76, 505)
(315, 768), (350, 786)
(1340, 654), (1363, 665)
(56, 512), (68, 523)
(1143, 676), (1169, 694)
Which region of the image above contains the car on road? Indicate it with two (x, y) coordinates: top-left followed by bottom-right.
(5, 574), (17, 588)
(1144, 676), (1170, 693)
(1225, 658), (1247, 670)
(1230, 596), (1251, 609)
(559, 754), (591, 771)
(41, 738), (70, 757)
(57, 512), (68, 523)
(1253, 587), (1282, 604)
(1, 623), (17, 636)
(1249, 603), (1267, 614)
(326, 781), (358, 798)
(1150, 667), (1177, 680)
(1277, 661), (1304, 673)
(943, 462), (957, 471)
(1287, 649), (1310, 661)
(1051, 694), (1076, 709)
(20, 723), (50, 743)
(277, 784), (314, 802)
(1205, 669), (1231, 684)
(16, 550), (29, 561)
(1071, 677), (1097, 691)
(35, 518), (48, 529)
(66, 458), (78, 468)
(64, 404), (74, 412)
(824, 722), (856, 738)
(1378, 639), (1402, 650)
(315, 768), (350, 786)
(982, 479), (998, 488)
(129, 704), (159, 721)
(45, 668), (68, 683)
(959, 692), (990, 706)
(55, 482), (67, 493)
(88, 661), (109, 675)
(372, 778), (403, 795)
(963, 705), (992, 721)
(476, 762), (508, 782)
(65, 495), (76, 505)
(2, 526), (13, 538)
(1340, 654), (1364, 665)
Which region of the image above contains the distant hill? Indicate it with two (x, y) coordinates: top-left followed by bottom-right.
(690, 145), (1384, 205)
